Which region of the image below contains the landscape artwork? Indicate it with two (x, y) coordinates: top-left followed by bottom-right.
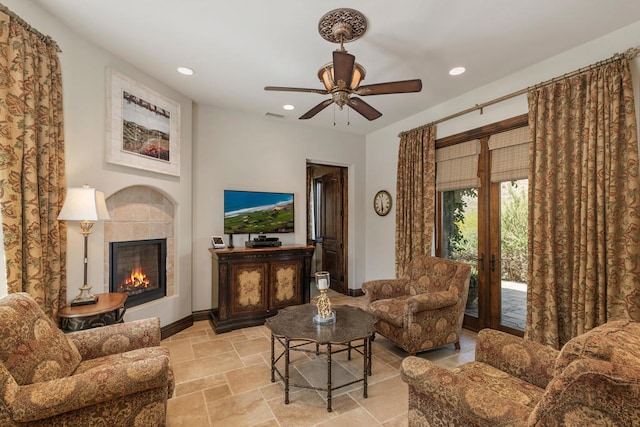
(122, 91), (171, 162)
(106, 68), (181, 176)
(224, 190), (295, 234)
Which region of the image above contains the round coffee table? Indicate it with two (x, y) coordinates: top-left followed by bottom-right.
(265, 304), (376, 412)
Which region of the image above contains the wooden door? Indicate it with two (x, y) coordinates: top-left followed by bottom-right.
(436, 116), (529, 337)
(320, 168), (345, 293)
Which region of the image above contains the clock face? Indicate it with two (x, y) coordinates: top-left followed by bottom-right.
(374, 190), (392, 216)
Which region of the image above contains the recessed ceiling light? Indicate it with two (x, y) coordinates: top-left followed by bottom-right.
(283, 104), (295, 111)
(177, 66), (194, 76)
(449, 67), (466, 76)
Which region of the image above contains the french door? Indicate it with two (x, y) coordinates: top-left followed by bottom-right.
(437, 129), (528, 336)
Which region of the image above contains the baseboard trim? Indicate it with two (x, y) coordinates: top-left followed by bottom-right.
(192, 309), (212, 322)
(160, 316), (193, 340)
(160, 310), (215, 340)
(347, 288), (364, 297)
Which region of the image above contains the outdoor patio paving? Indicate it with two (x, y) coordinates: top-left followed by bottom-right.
(501, 285), (526, 330)
(465, 282), (527, 331)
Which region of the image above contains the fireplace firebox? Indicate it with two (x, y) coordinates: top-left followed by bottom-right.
(109, 238), (167, 308)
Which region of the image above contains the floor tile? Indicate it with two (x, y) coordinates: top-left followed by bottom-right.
(226, 363), (275, 394)
(267, 389), (339, 426)
(233, 336), (272, 358)
(167, 392), (210, 427)
(316, 407), (379, 426)
(174, 373), (226, 397)
(163, 294), (479, 426)
(192, 338), (235, 358)
(351, 375), (408, 424)
(172, 352), (243, 384)
(207, 389), (275, 427)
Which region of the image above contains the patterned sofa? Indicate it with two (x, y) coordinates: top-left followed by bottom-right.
(362, 256), (471, 355)
(400, 317), (640, 426)
(0, 292), (174, 426)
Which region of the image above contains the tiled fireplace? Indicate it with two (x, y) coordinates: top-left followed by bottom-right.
(109, 238), (166, 307)
(104, 186), (175, 306)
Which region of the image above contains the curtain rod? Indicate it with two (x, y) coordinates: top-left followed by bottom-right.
(0, 3), (61, 52)
(399, 46), (640, 137)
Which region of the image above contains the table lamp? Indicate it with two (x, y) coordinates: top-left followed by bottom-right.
(58, 185), (110, 306)
(313, 271), (335, 323)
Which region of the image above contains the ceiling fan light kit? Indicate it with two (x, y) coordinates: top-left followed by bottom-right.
(318, 61), (366, 92)
(265, 8), (422, 122)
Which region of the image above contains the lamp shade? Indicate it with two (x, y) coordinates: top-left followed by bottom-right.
(58, 186), (111, 221)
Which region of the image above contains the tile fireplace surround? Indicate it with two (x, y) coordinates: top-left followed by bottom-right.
(103, 185), (175, 300)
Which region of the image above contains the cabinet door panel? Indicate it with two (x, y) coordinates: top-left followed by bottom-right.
(270, 260), (300, 309)
(230, 262), (268, 316)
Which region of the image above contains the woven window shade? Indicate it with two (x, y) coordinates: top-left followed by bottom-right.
(436, 139), (481, 191)
(488, 126), (529, 182)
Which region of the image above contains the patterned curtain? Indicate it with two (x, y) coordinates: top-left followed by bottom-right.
(526, 57), (640, 348)
(395, 125), (436, 276)
(0, 9), (66, 319)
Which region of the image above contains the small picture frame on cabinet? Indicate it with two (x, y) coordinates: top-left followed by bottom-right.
(211, 236), (226, 249)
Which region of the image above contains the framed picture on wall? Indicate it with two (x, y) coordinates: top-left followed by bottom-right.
(105, 68), (181, 176)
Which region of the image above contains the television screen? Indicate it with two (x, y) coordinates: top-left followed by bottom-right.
(224, 190), (294, 234)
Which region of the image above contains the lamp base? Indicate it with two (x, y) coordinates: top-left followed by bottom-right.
(70, 286), (99, 306)
(313, 311), (336, 324)
(70, 296), (99, 306)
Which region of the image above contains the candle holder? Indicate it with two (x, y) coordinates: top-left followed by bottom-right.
(313, 271), (335, 324)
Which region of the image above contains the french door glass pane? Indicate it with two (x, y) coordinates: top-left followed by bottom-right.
(499, 180), (528, 331)
(441, 188), (479, 319)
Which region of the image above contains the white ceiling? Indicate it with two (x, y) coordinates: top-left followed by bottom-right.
(34, 0), (640, 135)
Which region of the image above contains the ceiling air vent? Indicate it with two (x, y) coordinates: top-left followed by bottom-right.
(265, 112), (286, 119)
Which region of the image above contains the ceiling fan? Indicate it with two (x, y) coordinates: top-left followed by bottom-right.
(265, 8), (422, 121)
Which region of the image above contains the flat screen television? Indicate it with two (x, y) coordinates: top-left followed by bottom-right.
(224, 190), (294, 234)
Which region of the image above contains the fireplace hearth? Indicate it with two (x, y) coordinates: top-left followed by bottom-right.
(109, 238), (167, 308)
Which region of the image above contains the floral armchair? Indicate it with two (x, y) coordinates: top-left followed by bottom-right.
(362, 256), (471, 355)
(0, 292), (174, 426)
(400, 314), (640, 426)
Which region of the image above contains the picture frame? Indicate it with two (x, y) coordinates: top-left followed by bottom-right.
(105, 68), (181, 176)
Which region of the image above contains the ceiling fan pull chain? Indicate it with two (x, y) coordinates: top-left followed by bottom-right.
(333, 104), (336, 126)
(347, 105), (350, 126)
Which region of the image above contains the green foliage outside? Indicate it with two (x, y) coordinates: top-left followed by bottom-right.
(442, 189), (480, 309)
(500, 183), (528, 282)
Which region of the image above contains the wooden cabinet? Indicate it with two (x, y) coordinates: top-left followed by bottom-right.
(210, 245), (314, 333)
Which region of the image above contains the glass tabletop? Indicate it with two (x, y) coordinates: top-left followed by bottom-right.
(265, 304), (376, 345)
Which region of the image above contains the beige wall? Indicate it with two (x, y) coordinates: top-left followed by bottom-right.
(192, 105), (366, 311)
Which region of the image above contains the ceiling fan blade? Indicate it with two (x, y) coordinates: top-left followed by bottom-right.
(356, 79), (422, 96)
(347, 97), (382, 121)
(264, 86), (329, 95)
(299, 99), (334, 120)
(333, 51), (356, 89)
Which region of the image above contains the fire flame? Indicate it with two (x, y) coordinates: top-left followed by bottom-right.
(119, 267), (151, 291)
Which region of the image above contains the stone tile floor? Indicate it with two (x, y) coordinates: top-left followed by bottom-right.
(163, 293), (477, 426)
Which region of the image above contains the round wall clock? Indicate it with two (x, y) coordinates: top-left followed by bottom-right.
(373, 190), (392, 216)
